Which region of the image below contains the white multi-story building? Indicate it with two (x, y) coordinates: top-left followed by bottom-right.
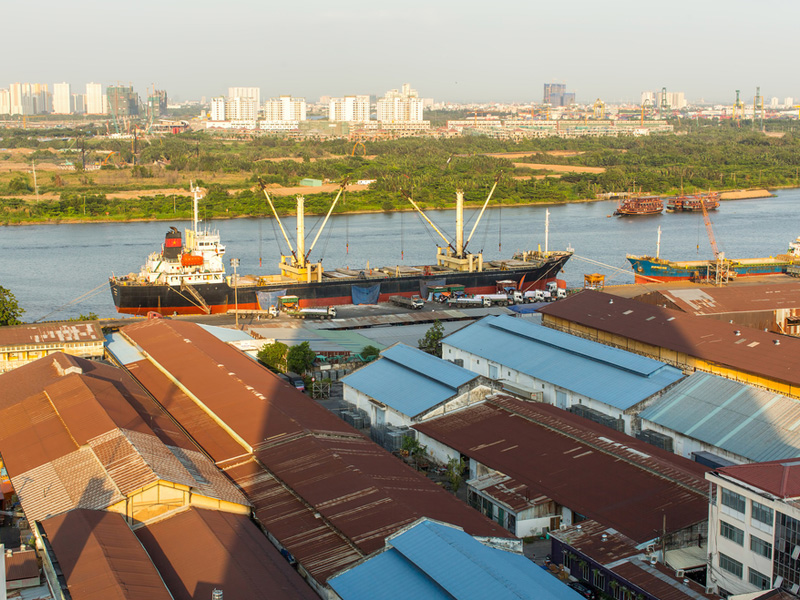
(226, 96), (258, 121)
(228, 86), (260, 107)
(72, 94), (86, 114)
(655, 90), (687, 110)
(86, 82), (104, 114)
(707, 461), (800, 597)
(0, 89), (10, 115)
(329, 95), (370, 122)
(263, 96), (306, 121)
(377, 83), (423, 122)
(641, 91), (656, 106)
(9, 83), (24, 115)
(210, 97), (226, 121)
(785, 97), (795, 108)
(53, 82), (72, 114)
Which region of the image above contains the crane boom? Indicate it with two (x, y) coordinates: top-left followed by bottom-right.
(401, 190), (452, 249)
(700, 194), (720, 258)
(306, 179), (348, 260)
(465, 176), (500, 250)
(258, 180), (297, 262)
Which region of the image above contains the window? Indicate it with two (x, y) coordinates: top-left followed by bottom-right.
(592, 569), (606, 589)
(720, 521), (745, 545)
(580, 561), (589, 580)
(719, 553), (743, 578)
(752, 500), (774, 526)
(488, 364), (498, 379)
(750, 535), (772, 559)
(749, 568), (770, 590)
(721, 488), (746, 516)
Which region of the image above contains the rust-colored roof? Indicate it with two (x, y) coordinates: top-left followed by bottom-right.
(716, 459), (800, 498)
(0, 353), (248, 522)
(539, 290), (800, 387)
(469, 473), (549, 512)
(638, 283), (800, 315)
(121, 320), (354, 451)
(613, 561), (720, 600)
(415, 395), (710, 544)
(0, 322), (103, 347)
(552, 520), (640, 566)
(4, 549), (39, 582)
(121, 319), (513, 584)
(126, 358), (249, 463)
(135, 507), (317, 600)
(41, 509), (173, 600)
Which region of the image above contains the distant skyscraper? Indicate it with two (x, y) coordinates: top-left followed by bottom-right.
(329, 95), (370, 122)
(107, 85), (139, 117)
(228, 87), (260, 107)
(785, 97), (794, 108)
(263, 96), (306, 121)
(53, 82), (72, 114)
(210, 97), (226, 121)
(9, 83), (23, 115)
(0, 89), (10, 115)
(377, 84), (423, 122)
(86, 82), (104, 114)
(72, 93), (86, 114)
(771, 97), (779, 108)
(543, 83), (565, 105)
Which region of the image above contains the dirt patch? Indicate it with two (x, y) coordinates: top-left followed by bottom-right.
(483, 151), (586, 159)
(719, 189), (773, 200)
(513, 174), (562, 180)
(512, 162), (605, 174)
(0, 161), (62, 172)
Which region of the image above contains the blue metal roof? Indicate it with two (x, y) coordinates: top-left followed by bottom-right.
(342, 344), (479, 418)
(329, 519), (584, 600)
(104, 332), (145, 366)
(443, 315), (684, 411)
(639, 372), (800, 463)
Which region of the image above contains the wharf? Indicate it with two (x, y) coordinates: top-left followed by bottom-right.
(600, 273), (800, 299)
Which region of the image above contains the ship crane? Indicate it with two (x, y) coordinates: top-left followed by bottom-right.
(401, 176), (500, 273)
(257, 178), (349, 283)
(699, 191), (730, 285)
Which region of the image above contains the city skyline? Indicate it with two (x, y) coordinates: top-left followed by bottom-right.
(4, 0), (799, 105)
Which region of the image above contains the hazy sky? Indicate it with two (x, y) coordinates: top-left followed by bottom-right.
(5, 0), (798, 105)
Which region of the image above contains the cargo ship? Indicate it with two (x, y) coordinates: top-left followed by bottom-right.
(109, 183), (573, 315)
(627, 237), (800, 283)
(665, 192), (720, 212)
(614, 195), (663, 216)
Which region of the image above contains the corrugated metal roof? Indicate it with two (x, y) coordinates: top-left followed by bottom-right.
(121, 319), (512, 585)
(342, 344), (479, 418)
(41, 509), (173, 600)
(135, 507), (317, 600)
(443, 315), (684, 410)
(356, 321), (471, 349)
(639, 372), (800, 463)
(415, 395), (710, 544)
(331, 519), (580, 600)
(246, 325), (385, 355)
(4, 549), (39, 582)
(645, 283), (800, 315)
(0, 322), (103, 347)
(539, 290), (800, 388)
(715, 459), (800, 499)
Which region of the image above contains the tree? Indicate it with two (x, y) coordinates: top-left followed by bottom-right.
(257, 340), (288, 372)
(0, 286), (24, 326)
(418, 320), (444, 357)
(361, 345), (380, 361)
(445, 457), (466, 495)
(287, 341), (316, 374)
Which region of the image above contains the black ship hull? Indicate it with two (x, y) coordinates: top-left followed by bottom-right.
(110, 253), (572, 315)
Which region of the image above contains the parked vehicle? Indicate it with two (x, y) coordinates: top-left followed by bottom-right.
(390, 295), (424, 309)
(278, 372), (306, 392)
(285, 306), (337, 320)
(567, 581), (595, 600)
(446, 296), (491, 308)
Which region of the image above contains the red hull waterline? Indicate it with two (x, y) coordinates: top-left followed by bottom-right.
(633, 271), (782, 284)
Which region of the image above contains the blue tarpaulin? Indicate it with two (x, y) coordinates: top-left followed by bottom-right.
(351, 284), (380, 305)
(257, 290), (288, 310)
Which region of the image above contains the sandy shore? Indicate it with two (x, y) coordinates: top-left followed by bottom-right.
(719, 189), (773, 200)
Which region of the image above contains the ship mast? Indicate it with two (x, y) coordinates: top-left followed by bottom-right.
(190, 181), (202, 235)
(296, 195), (305, 268)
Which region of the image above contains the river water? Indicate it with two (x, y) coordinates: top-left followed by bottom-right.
(2, 189), (799, 321)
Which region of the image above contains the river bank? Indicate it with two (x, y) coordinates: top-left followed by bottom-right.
(0, 187), (778, 226)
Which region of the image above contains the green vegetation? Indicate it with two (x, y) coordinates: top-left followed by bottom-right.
(445, 457), (467, 495)
(287, 341), (316, 375)
(360, 345), (381, 362)
(0, 286), (24, 326)
(418, 320), (445, 357)
(1, 122), (799, 225)
(257, 340), (288, 372)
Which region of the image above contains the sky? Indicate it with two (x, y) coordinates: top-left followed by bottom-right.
(5, 0), (798, 105)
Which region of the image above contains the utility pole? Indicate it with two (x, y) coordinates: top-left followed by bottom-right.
(230, 258), (240, 328)
(31, 160), (39, 201)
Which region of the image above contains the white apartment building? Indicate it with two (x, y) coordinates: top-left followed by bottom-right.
(707, 461), (800, 597)
(72, 94), (86, 114)
(0, 89), (10, 115)
(226, 96), (258, 121)
(53, 82), (72, 114)
(377, 83), (423, 122)
(228, 86), (260, 107)
(210, 97), (226, 121)
(785, 98), (795, 108)
(329, 95), (370, 122)
(86, 82), (105, 114)
(263, 96), (306, 121)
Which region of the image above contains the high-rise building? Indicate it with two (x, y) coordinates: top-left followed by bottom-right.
(263, 96), (306, 121)
(228, 87), (260, 107)
(543, 83), (575, 107)
(53, 82), (72, 114)
(226, 96), (258, 121)
(72, 94), (86, 114)
(0, 89), (10, 115)
(377, 84), (423, 122)
(329, 95), (370, 122)
(86, 82), (104, 115)
(210, 97), (226, 121)
(107, 85), (139, 117)
(655, 90), (687, 110)
(785, 97), (794, 108)
(9, 83), (24, 115)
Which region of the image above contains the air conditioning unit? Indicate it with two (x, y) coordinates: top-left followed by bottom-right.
(774, 576), (784, 588)
(646, 543), (656, 553)
(676, 569), (685, 578)
(792, 584), (799, 595)
(706, 587), (715, 594)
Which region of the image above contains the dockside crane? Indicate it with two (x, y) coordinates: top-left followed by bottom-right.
(733, 90), (745, 126)
(699, 192), (730, 285)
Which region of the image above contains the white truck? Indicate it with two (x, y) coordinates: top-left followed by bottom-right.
(285, 306), (338, 319)
(522, 290), (545, 303)
(446, 296), (491, 308)
(475, 293), (513, 306)
(546, 281), (567, 301)
(390, 295), (425, 310)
